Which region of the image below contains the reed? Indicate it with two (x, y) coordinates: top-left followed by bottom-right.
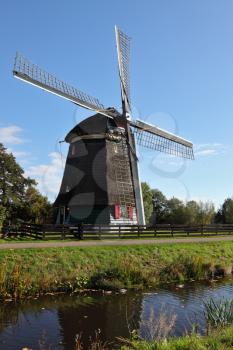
(203, 297), (233, 333)
(140, 307), (177, 341)
(75, 331), (112, 350)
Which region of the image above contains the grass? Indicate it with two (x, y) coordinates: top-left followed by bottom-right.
(0, 241), (233, 299)
(0, 237), (77, 244)
(120, 326), (233, 349)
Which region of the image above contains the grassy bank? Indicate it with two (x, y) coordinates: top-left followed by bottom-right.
(0, 241), (233, 299)
(120, 326), (233, 350)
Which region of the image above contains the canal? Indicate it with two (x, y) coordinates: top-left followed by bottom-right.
(0, 278), (232, 349)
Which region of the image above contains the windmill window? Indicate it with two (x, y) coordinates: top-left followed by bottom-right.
(114, 204), (121, 219)
(127, 206), (133, 220)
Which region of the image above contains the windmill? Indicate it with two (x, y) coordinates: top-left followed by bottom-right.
(13, 26), (194, 225)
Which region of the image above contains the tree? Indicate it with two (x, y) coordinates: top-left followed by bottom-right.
(217, 198), (233, 224)
(142, 183), (217, 225)
(0, 143), (35, 222)
(150, 189), (168, 224)
(18, 186), (53, 224)
(196, 201), (215, 224)
(185, 200), (200, 224)
(0, 205), (6, 230)
(0, 143), (52, 225)
(215, 209), (223, 223)
(141, 182), (153, 224)
(166, 197), (187, 224)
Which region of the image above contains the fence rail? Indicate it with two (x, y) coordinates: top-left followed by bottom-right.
(2, 223), (233, 240)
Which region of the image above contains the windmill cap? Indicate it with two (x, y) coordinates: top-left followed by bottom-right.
(65, 112), (118, 143)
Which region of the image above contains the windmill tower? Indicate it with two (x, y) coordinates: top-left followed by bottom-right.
(13, 26), (194, 225)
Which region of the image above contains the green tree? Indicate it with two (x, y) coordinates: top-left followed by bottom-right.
(0, 205), (6, 230)
(166, 197), (187, 224)
(0, 143), (35, 223)
(219, 198), (233, 224)
(141, 182), (153, 224)
(0, 143), (52, 225)
(141, 183), (216, 225)
(18, 186), (53, 224)
(215, 209), (223, 223)
(150, 189), (168, 224)
(185, 200), (200, 224)
(196, 201), (215, 224)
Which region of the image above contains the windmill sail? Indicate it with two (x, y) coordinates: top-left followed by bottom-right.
(115, 26), (131, 116)
(13, 53), (115, 119)
(130, 120), (194, 159)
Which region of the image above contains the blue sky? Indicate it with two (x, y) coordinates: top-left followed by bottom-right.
(1, 0), (233, 208)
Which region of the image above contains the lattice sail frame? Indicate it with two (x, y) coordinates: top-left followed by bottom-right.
(13, 52), (108, 114)
(13, 29), (194, 161)
(115, 26), (131, 115)
(131, 120), (194, 160)
(108, 138), (136, 207)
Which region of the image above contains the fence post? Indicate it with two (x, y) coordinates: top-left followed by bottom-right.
(42, 226), (46, 240)
(201, 224), (204, 235)
(137, 225), (140, 238)
(119, 225), (121, 238)
(61, 225), (65, 239)
(81, 223), (84, 240)
(36, 224), (40, 239)
(77, 223), (83, 240)
(171, 225), (174, 237)
(154, 224), (157, 237)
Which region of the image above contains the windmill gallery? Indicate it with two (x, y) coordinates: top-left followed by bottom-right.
(13, 26), (194, 226)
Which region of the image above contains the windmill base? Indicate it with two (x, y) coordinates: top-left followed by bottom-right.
(55, 205), (137, 225)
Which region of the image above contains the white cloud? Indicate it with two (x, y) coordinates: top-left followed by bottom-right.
(196, 143), (222, 148)
(7, 149), (31, 158)
(0, 125), (26, 145)
(6, 147), (33, 166)
(195, 149), (217, 156)
(194, 143), (226, 157)
(12, 151), (30, 158)
(25, 152), (65, 201)
(0, 124), (65, 201)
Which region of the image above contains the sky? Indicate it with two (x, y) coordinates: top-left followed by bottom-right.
(1, 0), (233, 209)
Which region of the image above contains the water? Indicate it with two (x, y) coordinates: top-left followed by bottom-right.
(0, 278), (233, 349)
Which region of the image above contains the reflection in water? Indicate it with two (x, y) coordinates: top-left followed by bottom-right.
(0, 278), (232, 349)
(58, 293), (142, 349)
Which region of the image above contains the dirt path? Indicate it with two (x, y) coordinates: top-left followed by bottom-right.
(0, 235), (233, 249)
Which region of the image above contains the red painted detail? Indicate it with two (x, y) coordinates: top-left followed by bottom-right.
(127, 207), (133, 220)
(115, 205), (121, 219)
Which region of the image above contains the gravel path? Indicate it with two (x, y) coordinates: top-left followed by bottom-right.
(0, 235), (233, 249)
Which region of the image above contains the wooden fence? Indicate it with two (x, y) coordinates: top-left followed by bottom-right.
(2, 223), (233, 240)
